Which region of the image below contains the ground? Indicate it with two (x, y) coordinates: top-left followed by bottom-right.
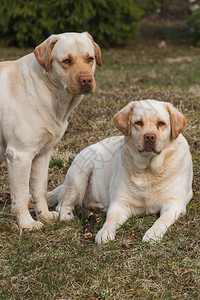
(0, 37), (199, 299)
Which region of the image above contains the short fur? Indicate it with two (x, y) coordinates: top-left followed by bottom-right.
(47, 99), (193, 244)
(0, 32), (101, 230)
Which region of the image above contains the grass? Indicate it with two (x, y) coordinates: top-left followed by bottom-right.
(0, 37), (200, 299)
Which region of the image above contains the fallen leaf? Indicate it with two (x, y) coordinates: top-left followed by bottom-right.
(0, 192), (11, 203)
(121, 234), (135, 248)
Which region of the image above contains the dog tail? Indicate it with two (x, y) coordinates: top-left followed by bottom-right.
(46, 185), (63, 207)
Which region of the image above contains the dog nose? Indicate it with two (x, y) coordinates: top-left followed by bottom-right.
(143, 133), (157, 142)
(78, 75), (93, 86)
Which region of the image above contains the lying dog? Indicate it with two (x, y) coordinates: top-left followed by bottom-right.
(0, 32), (102, 230)
(47, 100), (193, 243)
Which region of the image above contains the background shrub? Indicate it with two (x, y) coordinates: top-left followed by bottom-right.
(188, 7), (200, 46)
(0, 0), (144, 48)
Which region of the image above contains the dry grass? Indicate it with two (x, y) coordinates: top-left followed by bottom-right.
(0, 40), (200, 299)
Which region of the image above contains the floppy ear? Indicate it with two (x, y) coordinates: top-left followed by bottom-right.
(113, 102), (136, 136)
(33, 35), (59, 71)
(165, 103), (187, 139)
(84, 32), (102, 67)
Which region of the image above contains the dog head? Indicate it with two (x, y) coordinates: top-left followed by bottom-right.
(113, 99), (186, 156)
(34, 32), (102, 95)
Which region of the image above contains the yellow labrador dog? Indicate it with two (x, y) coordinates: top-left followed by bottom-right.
(0, 32), (102, 230)
(47, 100), (193, 243)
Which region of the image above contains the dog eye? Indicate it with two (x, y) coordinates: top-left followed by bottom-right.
(88, 57), (94, 62)
(135, 121), (143, 127)
(62, 58), (71, 64)
(157, 121), (166, 127)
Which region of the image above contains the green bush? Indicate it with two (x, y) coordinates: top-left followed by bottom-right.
(188, 8), (200, 46)
(0, 0), (144, 48)
(135, 0), (161, 14)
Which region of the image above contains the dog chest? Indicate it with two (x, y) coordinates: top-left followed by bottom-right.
(38, 123), (67, 153)
(128, 171), (168, 214)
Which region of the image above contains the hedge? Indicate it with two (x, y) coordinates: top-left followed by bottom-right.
(188, 7), (200, 46)
(0, 0), (144, 48)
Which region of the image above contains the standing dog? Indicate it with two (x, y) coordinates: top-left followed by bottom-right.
(0, 32), (102, 230)
(47, 100), (193, 243)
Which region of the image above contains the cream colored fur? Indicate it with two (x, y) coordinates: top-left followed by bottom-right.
(0, 32), (101, 230)
(47, 100), (193, 244)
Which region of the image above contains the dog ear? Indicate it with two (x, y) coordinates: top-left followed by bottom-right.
(83, 32), (102, 67)
(33, 35), (59, 71)
(113, 102), (136, 136)
(165, 103), (187, 139)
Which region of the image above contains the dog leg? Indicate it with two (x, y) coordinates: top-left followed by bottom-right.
(6, 148), (43, 230)
(47, 146), (96, 221)
(55, 165), (90, 221)
(46, 184), (63, 207)
(30, 149), (59, 222)
(142, 203), (185, 242)
(95, 202), (132, 245)
(55, 185), (77, 221)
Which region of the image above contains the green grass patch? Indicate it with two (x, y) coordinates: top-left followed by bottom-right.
(0, 40), (200, 299)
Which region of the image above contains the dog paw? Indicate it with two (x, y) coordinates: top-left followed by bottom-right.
(142, 228), (163, 243)
(56, 205), (74, 221)
(19, 219), (44, 230)
(60, 210), (74, 221)
(95, 227), (116, 245)
(39, 210), (59, 222)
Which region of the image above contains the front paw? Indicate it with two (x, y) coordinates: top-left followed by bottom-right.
(19, 219), (44, 230)
(95, 227), (116, 245)
(142, 227), (163, 243)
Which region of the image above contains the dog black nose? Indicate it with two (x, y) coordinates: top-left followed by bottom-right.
(143, 133), (157, 142)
